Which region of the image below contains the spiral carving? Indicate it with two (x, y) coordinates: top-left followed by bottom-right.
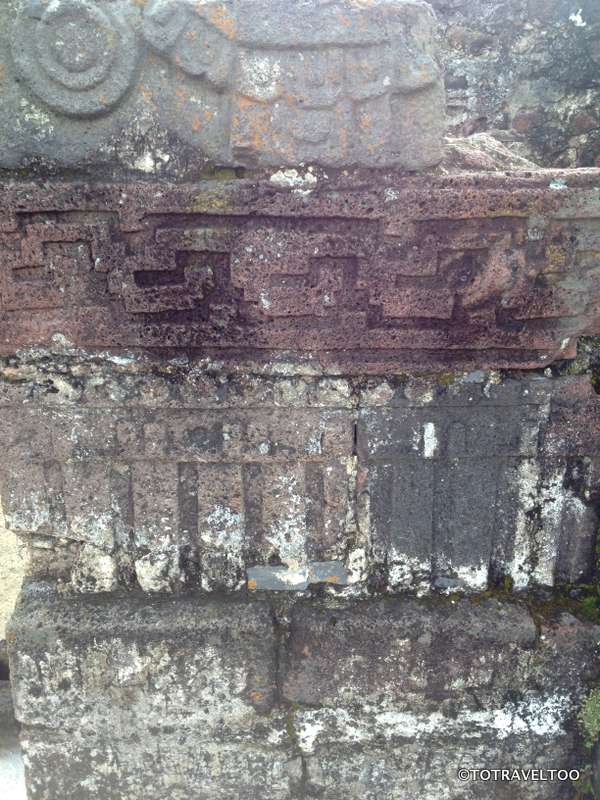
(12, 0), (138, 118)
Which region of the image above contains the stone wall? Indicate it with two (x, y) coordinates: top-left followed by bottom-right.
(431, 0), (600, 167)
(2, 1), (600, 799)
(9, 583), (599, 800)
(1, 172), (599, 370)
(0, 509), (24, 645)
(2, 350), (599, 597)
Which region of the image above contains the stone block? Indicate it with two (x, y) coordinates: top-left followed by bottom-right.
(302, 737), (582, 800)
(0, 0), (444, 172)
(9, 585), (599, 799)
(2, 357), (600, 596)
(1, 174), (600, 371)
(282, 598), (540, 707)
(8, 582), (294, 799)
(282, 598), (599, 799)
(21, 734), (299, 800)
(358, 374), (600, 591)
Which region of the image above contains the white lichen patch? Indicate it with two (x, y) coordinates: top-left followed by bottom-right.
(18, 99), (54, 133)
(387, 553), (431, 595)
(202, 504), (244, 549)
(239, 53), (282, 101)
(259, 291), (272, 311)
(535, 465), (590, 586)
(346, 547), (369, 585)
(454, 562), (489, 591)
(265, 473), (308, 570)
(71, 545), (118, 594)
(293, 693), (572, 754)
(68, 511), (115, 551)
(549, 178), (568, 191)
(508, 459), (540, 589)
(422, 422), (437, 459)
(569, 9), (586, 26)
(135, 547), (184, 592)
(5, 489), (51, 535)
(269, 168), (318, 196)
(132, 149), (171, 174)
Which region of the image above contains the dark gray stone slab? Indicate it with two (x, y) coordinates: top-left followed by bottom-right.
(358, 375), (600, 592)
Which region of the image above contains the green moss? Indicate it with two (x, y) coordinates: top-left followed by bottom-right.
(192, 189), (232, 213)
(526, 586), (600, 627)
(285, 705), (300, 748)
(197, 167), (241, 181)
(571, 765), (594, 799)
(580, 689), (600, 748)
(579, 594), (600, 623)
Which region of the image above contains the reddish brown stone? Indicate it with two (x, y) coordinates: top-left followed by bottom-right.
(0, 171), (599, 371)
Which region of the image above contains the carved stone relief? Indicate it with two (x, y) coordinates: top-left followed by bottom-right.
(1, 0), (445, 170)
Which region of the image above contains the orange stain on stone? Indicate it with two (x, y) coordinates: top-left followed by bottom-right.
(338, 120), (349, 155)
(247, 578), (257, 591)
(367, 137), (385, 154)
(205, 5), (237, 40)
(249, 690), (263, 702)
(174, 86), (188, 111)
(545, 245), (568, 270)
(235, 97), (273, 153)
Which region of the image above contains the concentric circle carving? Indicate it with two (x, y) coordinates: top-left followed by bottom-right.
(12, 0), (138, 118)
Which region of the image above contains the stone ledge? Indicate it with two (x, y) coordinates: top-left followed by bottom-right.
(0, 172), (599, 371)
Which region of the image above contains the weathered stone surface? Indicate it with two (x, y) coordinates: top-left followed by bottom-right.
(1, 172), (600, 371)
(359, 372), (600, 592)
(1, 353), (599, 596)
(431, 0), (600, 168)
(282, 598), (600, 799)
(2, 3), (600, 797)
(8, 584), (600, 799)
(0, 505), (25, 642)
(0, 353), (355, 594)
(0, 0), (444, 172)
(0, 680), (25, 800)
(9, 581), (295, 799)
